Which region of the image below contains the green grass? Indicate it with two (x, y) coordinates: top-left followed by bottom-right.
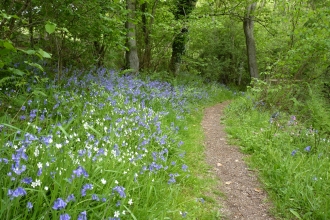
(0, 68), (234, 220)
(224, 95), (330, 219)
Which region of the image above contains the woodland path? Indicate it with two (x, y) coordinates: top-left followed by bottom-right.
(202, 101), (275, 220)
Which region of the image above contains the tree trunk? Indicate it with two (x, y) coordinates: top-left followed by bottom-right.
(169, 0), (196, 75)
(243, 2), (259, 79)
(125, 0), (139, 73)
(94, 41), (106, 67)
(28, 1), (34, 48)
(140, 0), (158, 70)
(169, 28), (188, 75)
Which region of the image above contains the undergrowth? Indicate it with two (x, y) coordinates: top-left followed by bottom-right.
(225, 89), (330, 219)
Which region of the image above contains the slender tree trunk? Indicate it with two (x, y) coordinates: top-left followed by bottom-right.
(169, 28), (188, 75)
(28, 2), (34, 48)
(140, 0), (158, 70)
(94, 41), (106, 67)
(125, 0), (139, 73)
(243, 2), (259, 79)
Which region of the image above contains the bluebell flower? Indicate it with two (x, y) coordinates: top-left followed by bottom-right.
(66, 194), (75, 202)
(152, 152), (157, 161)
(11, 162), (27, 175)
(115, 200), (121, 207)
(8, 187), (27, 200)
(37, 168), (42, 176)
(72, 166), (89, 178)
(29, 109), (38, 121)
(148, 162), (163, 172)
(41, 135), (53, 146)
(291, 150), (297, 156)
(22, 177), (33, 184)
(78, 211), (87, 220)
(81, 184), (93, 197)
(112, 186), (126, 198)
(52, 198), (67, 210)
(27, 201), (33, 210)
(60, 213), (71, 220)
(16, 147), (28, 161)
(182, 164), (188, 171)
(92, 194), (99, 201)
(78, 149), (86, 156)
(305, 146), (311, 152)
(168, 173), (178, 184)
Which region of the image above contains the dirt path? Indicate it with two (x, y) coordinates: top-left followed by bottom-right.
(202, 102), (275, 220)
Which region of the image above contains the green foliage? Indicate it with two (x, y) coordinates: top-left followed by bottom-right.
(225, 95), (330, 219)
(187, 15), (249, 85)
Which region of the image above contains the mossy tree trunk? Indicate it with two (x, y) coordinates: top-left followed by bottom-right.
(243, 2), (259, 79)
(169, 0), (196, 75)
(125, 0), (139, 73)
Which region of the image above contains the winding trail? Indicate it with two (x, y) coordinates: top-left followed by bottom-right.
(202, 102), (275, 220)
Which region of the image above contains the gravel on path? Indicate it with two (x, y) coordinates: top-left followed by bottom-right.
(202, 102), (276, 220)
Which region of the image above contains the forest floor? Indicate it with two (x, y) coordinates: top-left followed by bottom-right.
(202, 101), (276, 220)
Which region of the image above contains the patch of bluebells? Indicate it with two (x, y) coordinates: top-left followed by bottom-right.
(0, 68), (221, 218)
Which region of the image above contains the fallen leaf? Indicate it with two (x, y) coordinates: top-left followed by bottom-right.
(254, 188), (261, 193)
(217, 163), (223, 167)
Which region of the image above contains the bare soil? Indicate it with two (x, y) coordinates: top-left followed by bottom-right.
(202, 102), (276, 220)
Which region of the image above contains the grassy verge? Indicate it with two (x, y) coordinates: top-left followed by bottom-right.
(0, 68), (233, 219)
(224, 95), (330, 219)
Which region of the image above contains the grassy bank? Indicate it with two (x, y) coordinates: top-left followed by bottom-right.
(224, 95), (330, 219)
(0, 68), (233, 219)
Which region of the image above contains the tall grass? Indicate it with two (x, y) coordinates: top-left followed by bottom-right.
(225, 95), (330, 219)
(0, 68), (233, 219)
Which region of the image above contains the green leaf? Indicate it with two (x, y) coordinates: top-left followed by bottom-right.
(45, 22), (56, 34)
(289, 209), (302, 220)
(32, 89), (47, 97)
(3, 40), (15, 51)
(37, 48), (52, 59)
(1, 123), (24, 133)
(24, 61), (44, 71)
(58, 125), (69, 138)
(8, 68), (25, 76)
(20, 49), (36, 55)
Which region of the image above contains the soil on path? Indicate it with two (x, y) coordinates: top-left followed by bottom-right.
(202, 101), (275, 220)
